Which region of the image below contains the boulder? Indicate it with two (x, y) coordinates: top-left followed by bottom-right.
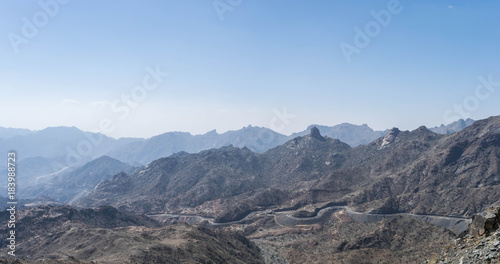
(469, 207), (500, 236)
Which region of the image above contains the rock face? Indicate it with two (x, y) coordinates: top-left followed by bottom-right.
(381, 127), (400, 147)
(470, 207), (500, 236)
(309, 126), (325, 141)
(430, 207), (500, 263)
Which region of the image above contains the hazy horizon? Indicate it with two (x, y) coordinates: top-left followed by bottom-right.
(1, 1), (499, 138)
(0, 117), (476, 140)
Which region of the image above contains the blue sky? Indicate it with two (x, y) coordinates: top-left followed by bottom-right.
(1, 0), (499, 138)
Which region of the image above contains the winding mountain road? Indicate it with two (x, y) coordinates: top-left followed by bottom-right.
(148, 206), (471, 235)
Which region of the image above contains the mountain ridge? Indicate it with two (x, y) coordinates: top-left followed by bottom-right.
(77, 116), (499, 225)
(20, 155), (134, 203)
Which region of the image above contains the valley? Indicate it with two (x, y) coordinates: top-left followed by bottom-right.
(1, 116), (499, 263)
(4, 0), (497, 262)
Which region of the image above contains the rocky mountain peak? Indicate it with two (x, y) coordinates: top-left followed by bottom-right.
(381, 127), (400, 147)
(205, 129), (218, 135)
(415, 125), (428, 131)
(309, 126), (325, 141)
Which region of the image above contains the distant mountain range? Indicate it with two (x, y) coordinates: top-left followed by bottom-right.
(428, 118), (475, 134)
(0, 126), (32, 139)
(0, 119), (475, 200)
(21, 155), (134, 203)
(0, 118), (474, 162)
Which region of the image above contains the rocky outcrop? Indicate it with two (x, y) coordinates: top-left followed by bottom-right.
(429, 207), (500, 263)
(309, 126), (325, 141)
(469, 207), (500, 236)
(380, 127), (400, 147)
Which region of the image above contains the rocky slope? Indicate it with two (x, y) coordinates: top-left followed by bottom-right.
(0, 205), (264, 264)
(354, 116), (500, 217)
(1, 119), (474, 198)
(77, 115), (500, 223)
(427, 207), (500, 263)
(267, 216), (454, 264)
(76, 128), (359, 219)
(233, 205), (455, 264)
(20, 156), (133, 202)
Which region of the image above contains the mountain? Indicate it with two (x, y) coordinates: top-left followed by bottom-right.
(429, 118), (475, 134)
(290, 123), (388, 147)
(0, 119), (475, 197)
(356, 116), (500, 217)
(105, 123), (389, 165)
(0, 205), (264, 264)
(106, 126), (288, 165)
(0, 126), (121, 182)
(0, 126), (32, 139)
(0, 120), (474, 168)
(73, 116), (500, 263)
(78, 115), (500, 224)
(0, 126), (113, 159)
(0, 117), (492, 263)
(21, 155), (133, 203)
(0, 127), (143, 196)
(77, 145), (264, 215)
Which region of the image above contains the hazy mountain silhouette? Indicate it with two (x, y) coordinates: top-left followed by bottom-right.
(21, 155), (133, 203)
(0, 126), (32, 139)
(429, 118), (475, 134)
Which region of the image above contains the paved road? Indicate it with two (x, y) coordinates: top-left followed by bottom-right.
(275, 206), (471, 235)
(147, 206), (471, 235)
